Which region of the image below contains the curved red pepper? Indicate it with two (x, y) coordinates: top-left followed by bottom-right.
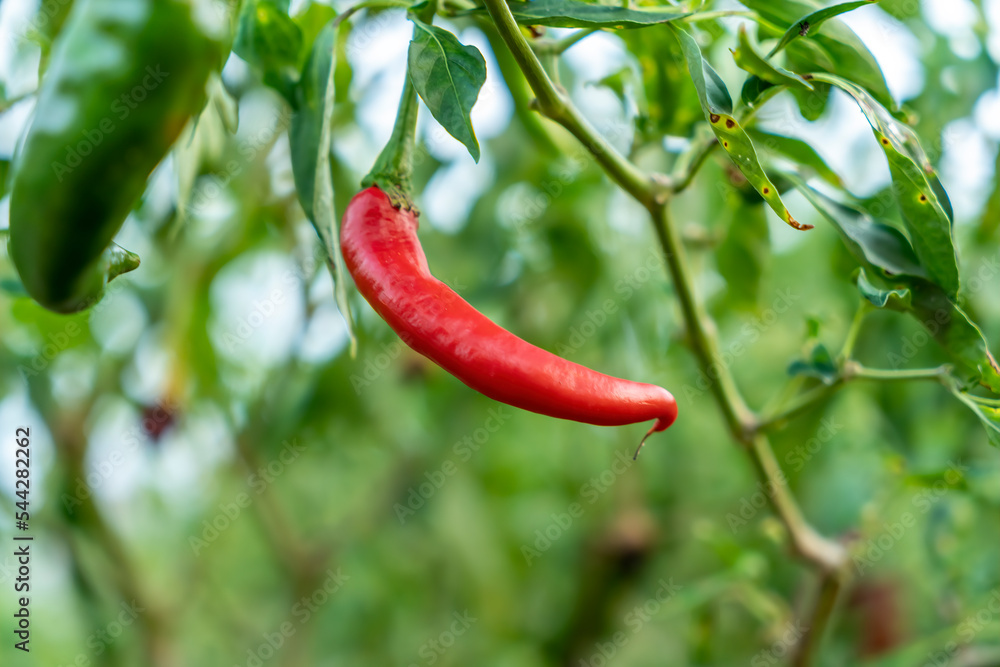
(341, 186), (678, 439)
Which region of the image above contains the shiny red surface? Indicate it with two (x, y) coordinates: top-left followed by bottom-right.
(341, 186), (677, 432)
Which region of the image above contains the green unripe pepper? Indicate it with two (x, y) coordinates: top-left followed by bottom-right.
(9, 0), (221, 313)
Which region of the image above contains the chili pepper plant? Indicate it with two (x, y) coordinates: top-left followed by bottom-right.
(0, 0), (998, 665)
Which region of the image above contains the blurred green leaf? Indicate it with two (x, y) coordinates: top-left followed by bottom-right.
(408, 19), (486, 162)
(792, 181), (925, 280)
(290, 19), (357, 354)
(0, 277), (27, 298)
(788, 343), (838, 383)
(740, 0), (891, 106)
(747, 129), (841, 186)
(855, 268), (911, 309)
(503, 0), (690, 28)
(233, 0), (304, 101)
(977, 147), (1000, 241)
(732, 25), (813, 91)
(716, 201), (769, 311)
(951, 391), (1000, 447)
(767, 0), (878, 57)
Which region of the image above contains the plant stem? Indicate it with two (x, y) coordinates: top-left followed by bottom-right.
(793, 570), (847, 667)
(481, 0), (658, 208)
(838, 303), (869, 361)
(758, 363), (952, 432)
(480, 3), (848, 661)
(757, 379), (845, 432)
(669, 132), (719, 194)
(363, 0), (438, 208)
(650, 204), (753, 438)
(747, 433), (846, 570)
(363, 74), (421, 207)
(852, 364), (951, 382)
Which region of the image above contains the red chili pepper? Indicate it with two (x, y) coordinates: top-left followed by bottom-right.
(341, 186), (677, 448)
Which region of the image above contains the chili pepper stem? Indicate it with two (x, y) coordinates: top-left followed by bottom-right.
(633, 423), (659, 460)
(361, 68), (421, 211)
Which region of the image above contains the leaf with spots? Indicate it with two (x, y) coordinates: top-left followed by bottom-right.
(732, 25), (813, 91)
(408, 19), (487, 162)
(671, 24), (809, 231)
(767, 0), (879, 58)
(502, 0), (690, 28)
(791, 178), (1000, 394)
(810, 72), (960, 299)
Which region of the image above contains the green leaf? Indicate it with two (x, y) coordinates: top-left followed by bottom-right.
(175, 76), (232, 225)
(952, 392), (1000, 447)
(209, 74), (239, 134)
(103, 243), (141, 283)
(504, 0), (690, 28)
(977, 147), (1000, 241)
(792, 181), (1000, 393)
(792, 180), (926, 280)
(290, 20), (357, 355)
(905, 282), (1000, 394)
(903, 465), (970, 491)
(732, 25), (813, 91)
(740, 75), (776, 108)
(0, 278), (27, 298)
(408, 20), (486, 162)
(739, 0), (891, 107)
(716, 201), (770, 311)
(233, 0), (304, 101)
(788, 343), (839, 384)
(670, 25), (732, 116)
(811, 72), (960, 298)
(747, 129), (841, 186)
(855, 268), (910, 309)
(768, 0), (879, 57)
(671, 25), (810, 231)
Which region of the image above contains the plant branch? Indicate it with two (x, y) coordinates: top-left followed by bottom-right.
(838, 302), (869, 361)
(650, 204), (754, 438)
(669, 132), (719, 194)
(852, 364), (952, 382)
(748, 434), (847, 571)
(480, 0), (661, 208)
(793, 570), (848, 667)
(757, 362), (953, 432)
(481, 5), (848, 661)
(756, 379), (845, 432)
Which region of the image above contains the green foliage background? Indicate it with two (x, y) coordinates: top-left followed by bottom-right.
(1, 0), (1000, 665)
